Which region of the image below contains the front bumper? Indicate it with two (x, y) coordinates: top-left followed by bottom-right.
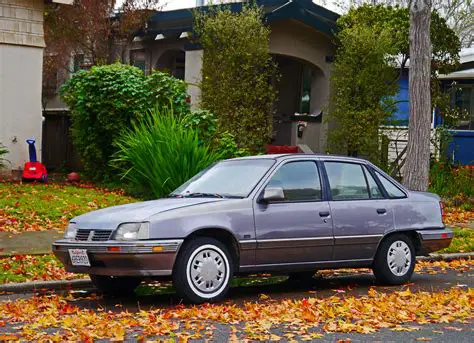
(416, 229), (453, 255)
(52, 239), (183, 277)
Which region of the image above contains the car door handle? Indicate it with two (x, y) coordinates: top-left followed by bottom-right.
(377, 208), (387, 214)
(319, 211), (330, 217)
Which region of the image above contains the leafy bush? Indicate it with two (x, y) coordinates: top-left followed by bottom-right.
(194, 4), (278, 154)
(113, 107), (222, 199)
(183, 110), (250, 159)
(145, 71), (190, 115)
(215, 131), (250, 159)
(60, 63), (189, 180)
(183, 109), (217, 145)
(0, 144), (9, 169)
(429, 162), (474, 199)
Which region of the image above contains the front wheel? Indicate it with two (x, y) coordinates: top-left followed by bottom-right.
(89, 275), (142, 296)
(372, 234), (415, 285)
(173, 237), (233, 304)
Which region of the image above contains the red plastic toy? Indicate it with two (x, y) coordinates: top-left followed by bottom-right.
(22, 139), (48, 182)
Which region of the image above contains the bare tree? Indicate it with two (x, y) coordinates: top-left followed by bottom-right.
(403, 0), (432, 191)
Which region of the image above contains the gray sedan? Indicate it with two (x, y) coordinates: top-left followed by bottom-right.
(53, 154), (452, 303)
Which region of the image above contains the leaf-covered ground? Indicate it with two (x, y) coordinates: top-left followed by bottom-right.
(444, 206), (474, 227)
(1, 252), (472, 285)
(0, 181), (136, 234)
(0, 255), (85, 284)
(0, 287), (471, 341)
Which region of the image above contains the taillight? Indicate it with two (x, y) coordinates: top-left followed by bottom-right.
(440, 201), (446, 223)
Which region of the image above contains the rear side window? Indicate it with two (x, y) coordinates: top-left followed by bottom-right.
(324, 162), (369, 200)
(267, 161), (322, 201)
(363, 166), (384, 199)
(374, 171), (406, 198)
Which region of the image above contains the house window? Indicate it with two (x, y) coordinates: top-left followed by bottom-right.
(130, 49), (146, 72)
(173, 51), (185, 80)
(452, 85), (474, 130)
(73, 54), (85, 72)
(299, 65), (312, 114)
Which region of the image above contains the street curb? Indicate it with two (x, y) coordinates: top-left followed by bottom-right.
(0, 253), (472, 294)
(0, 279), (92, 293)
(417, 252), (474, 262)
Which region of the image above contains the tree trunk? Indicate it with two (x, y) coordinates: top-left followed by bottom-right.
(403, 0), (432, 191)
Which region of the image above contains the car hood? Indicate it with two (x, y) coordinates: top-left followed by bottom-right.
(71, 198), (224, 229)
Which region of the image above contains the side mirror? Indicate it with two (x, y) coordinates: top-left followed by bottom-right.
(261, 187), (285, 203)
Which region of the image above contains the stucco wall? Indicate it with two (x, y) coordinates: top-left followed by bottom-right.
(269, 20), (334, 79)
(0, 0), (45, 48)
(184, 49), (203, 109)
(270, 20), (334, 152)
(0, 0), (45, 171)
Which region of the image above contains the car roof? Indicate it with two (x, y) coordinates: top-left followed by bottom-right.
(228, 154), (371, 164)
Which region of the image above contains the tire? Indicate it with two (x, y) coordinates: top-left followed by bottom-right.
(372, 234), (415, 285)
(89, 275), (142, 296)
(173, 237), (233, 304)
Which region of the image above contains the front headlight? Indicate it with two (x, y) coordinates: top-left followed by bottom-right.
(114, 222), (149, 241)
(64, 222), (77, 239)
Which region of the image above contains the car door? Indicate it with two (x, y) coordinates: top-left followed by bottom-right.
(254, 160), (334, 265)
(323, 160), (394, 261)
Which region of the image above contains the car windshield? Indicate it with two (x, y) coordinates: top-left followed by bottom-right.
(171, 159), (275, 198)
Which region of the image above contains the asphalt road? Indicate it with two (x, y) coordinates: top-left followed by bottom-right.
(1, 268), (473, 342)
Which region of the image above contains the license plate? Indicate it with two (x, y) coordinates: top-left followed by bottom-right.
(29, 167), (36, 171)
(69, 249), (90, 266)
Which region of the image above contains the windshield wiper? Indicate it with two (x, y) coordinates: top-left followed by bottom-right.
(183, 192), (224, 198)
(169, 192), (244, 199)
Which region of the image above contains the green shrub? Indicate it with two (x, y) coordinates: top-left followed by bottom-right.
(60, 63), (189, 180)
(194, 4), (278, 154)
(429, 162), (474, 198)
(215, 131), (250, 159)
(145, 71), (190, 116)
(183, 110), (250, 159)
(0, 143), (9, 169)
(183, 109), (217, 145)
(112, 107), (222, 199)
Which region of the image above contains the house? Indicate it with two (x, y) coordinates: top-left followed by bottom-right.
(0, 0), (72, 175)
(385, 48), (474, 167)
(42, 0), (340, 169)
(440, 48), (474, 165)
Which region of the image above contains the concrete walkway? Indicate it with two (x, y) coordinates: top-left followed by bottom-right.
(0, 231), (62, 256)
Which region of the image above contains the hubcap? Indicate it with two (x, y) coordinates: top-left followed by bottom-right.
(188, 248), (227, 294)
(387, 240), (411, 276)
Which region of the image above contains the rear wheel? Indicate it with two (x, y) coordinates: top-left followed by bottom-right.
(89, 275), (142, 296)
(372, 234), (415, 285)
(173, 237), (233, 304)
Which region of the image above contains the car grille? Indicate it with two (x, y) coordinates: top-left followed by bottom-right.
(75, 229), (112, 241)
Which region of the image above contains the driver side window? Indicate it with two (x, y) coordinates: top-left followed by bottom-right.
(266, 161), (322, 201)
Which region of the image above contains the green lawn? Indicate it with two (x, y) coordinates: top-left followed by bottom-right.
(0, 254), (85, 284)
(440, 227), (474, 254)
(0, 181), (137, 233)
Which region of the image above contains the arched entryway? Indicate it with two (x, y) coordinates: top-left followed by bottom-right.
(271, 54), (327, 152)
(155, 49), (186, 80)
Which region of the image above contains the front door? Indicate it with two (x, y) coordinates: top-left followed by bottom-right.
(323, 161), (394, 260)
(254, 160), (334, 265)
